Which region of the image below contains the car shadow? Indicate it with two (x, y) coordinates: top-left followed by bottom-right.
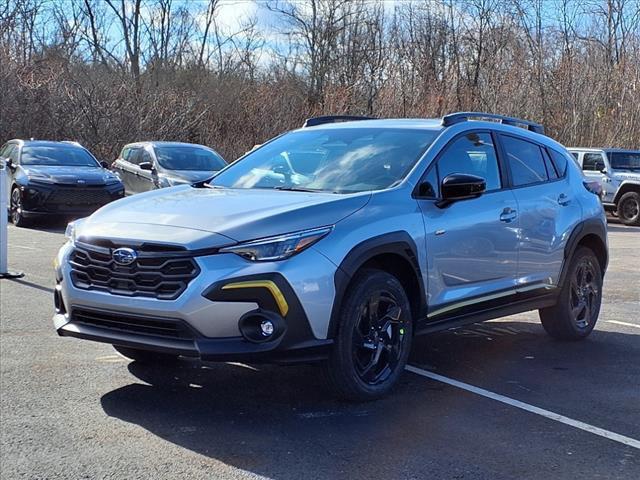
(100, 320), (640, 478)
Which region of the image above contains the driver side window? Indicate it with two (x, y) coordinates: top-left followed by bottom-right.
(437, 132), (501, 191)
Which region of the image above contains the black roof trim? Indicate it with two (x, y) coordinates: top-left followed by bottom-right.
(303, 115), (375, 128)
(442, 112), (545, 135)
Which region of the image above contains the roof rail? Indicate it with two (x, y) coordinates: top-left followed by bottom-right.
(303, 115), (375, 128)
(442, 112), (545, 135)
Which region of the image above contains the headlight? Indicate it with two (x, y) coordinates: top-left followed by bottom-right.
(220, 226), (333, 261)
(64, 218), (87, 243)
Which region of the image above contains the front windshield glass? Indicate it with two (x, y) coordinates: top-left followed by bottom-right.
(21, 145), (99, 167)
(210, 128), (438, 193)
(608, 152), (640, 170)
(155, 145), (226, 171)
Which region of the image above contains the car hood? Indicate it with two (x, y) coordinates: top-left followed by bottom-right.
(163, 170), (217, 183)
(23, 165), (118, 185)
(80, 185), (370, 246)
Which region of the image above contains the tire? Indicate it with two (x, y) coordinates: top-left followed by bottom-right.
(10, 187), (30, 227)
(539, 246), (603, 340)
(616, 191), (640, 226)
(326, 269), (413, 401)
(113, 345), (178, 364)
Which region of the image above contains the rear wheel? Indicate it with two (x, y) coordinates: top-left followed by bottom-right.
(113, 345), (178, 364)
(327, 269), (413, 401)
(539, 247), (603, 340)
(616, 191), (640, 226)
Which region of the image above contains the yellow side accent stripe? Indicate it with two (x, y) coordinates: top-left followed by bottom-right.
(221, 280), (289, 316)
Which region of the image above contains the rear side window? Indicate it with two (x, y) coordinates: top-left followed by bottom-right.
(582, 153), (605, 171)
(501, 135), (548, 186)
(437, 132), (502, 191)
(548, 149), (569, 177)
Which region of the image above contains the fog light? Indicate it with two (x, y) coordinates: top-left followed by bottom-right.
(260, 320), (274, 337)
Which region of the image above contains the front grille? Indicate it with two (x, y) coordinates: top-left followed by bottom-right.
(49, 188), (112, 206)
(72, 308), (194, 339)
(69, 244), (200, 300)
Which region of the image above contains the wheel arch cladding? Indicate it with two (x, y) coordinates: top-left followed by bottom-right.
(614, 182), (640, 203)
(561, 219), (608, 287)
(327, 232), (426, 339)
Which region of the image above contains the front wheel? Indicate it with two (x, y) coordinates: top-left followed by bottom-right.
(616, 191), (640, 226)
(327, 269), (413, 401)
(10, 187), (30, 227)
(539, 247), (603, 340)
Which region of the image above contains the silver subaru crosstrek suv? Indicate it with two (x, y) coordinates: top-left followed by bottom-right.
(53, 112), (608, 401)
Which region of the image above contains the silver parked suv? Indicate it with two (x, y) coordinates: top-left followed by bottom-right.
(53, 113), (608, 400)
(568, 148), (640, 226)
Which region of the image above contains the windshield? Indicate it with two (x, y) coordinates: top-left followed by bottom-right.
(210, 128), (438, 193)
(608, 151), (640, 170)
(21, 145), (99, 167)
(155, 145), (226, 171)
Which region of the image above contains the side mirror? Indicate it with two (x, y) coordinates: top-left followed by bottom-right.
(599, 167), (607, 174)
(139, 161), (154, 171)
(100, 161), (109, 169)
(437, 173), (486, 208)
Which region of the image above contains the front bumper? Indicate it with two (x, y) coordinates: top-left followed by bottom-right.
(53, 240), (337, 363)
(19, 183), (124, 217)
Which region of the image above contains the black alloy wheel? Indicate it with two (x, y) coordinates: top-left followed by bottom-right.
(539, 246), (603, 340)
(617, 192), (640, 226)
(327, 269), (413, 401)
(352, 291), (407, 385)
(569, 256), (600, 330)
(10, 187), (29, 227)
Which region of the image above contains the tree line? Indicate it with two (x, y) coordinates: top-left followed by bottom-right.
(1, 0), (639, 162)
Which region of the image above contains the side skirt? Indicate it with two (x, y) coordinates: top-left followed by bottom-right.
(415, 289), (559, 336)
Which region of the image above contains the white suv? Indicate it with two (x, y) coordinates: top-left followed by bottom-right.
(569, 148), (640, 226)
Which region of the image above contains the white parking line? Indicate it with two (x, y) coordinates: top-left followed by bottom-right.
(406, 365), (640, 450)
(607, 320), (640, 330)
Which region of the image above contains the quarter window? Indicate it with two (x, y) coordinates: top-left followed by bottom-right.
(436, 132), (501, 191)
(548, 149), (569, 177)
(501, 135), (548, 186)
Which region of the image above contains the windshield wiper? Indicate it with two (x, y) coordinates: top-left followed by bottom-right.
(274, 186), (328, 193)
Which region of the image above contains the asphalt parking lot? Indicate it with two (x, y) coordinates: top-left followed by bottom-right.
(1, 220), (639, 479)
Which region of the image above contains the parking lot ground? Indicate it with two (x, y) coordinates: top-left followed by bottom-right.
(1, 221), (639, 479)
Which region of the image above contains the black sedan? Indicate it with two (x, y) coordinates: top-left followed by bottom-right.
(0, 139), (124, 227)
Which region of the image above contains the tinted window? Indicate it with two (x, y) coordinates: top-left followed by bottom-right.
(0, 144), (14, 159)
(140, 150), (153, 165)
(437, 132), (501, 191)
(549, 149), (569, 177)
(127, 148), (142, 165)
(501, 135), (548, 186)
(211, 128), (439, 193)
(607, 151), (640, 171)
(419, 166), (438, 198)
(542, 149), (558, 179)
(155, 145), (226, 171)
(570, 151), (579, 160)
(582, 153), (605, 171)
(21, 145), (98, 167)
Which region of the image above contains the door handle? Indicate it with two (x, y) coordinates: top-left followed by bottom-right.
(500, 207), (517, 223)
(558, 193), (571, 206)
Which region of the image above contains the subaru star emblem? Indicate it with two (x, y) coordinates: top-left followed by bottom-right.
(112, 247), (137, 266)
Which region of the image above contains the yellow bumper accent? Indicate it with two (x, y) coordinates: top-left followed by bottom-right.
(221, 280), (289, 316)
